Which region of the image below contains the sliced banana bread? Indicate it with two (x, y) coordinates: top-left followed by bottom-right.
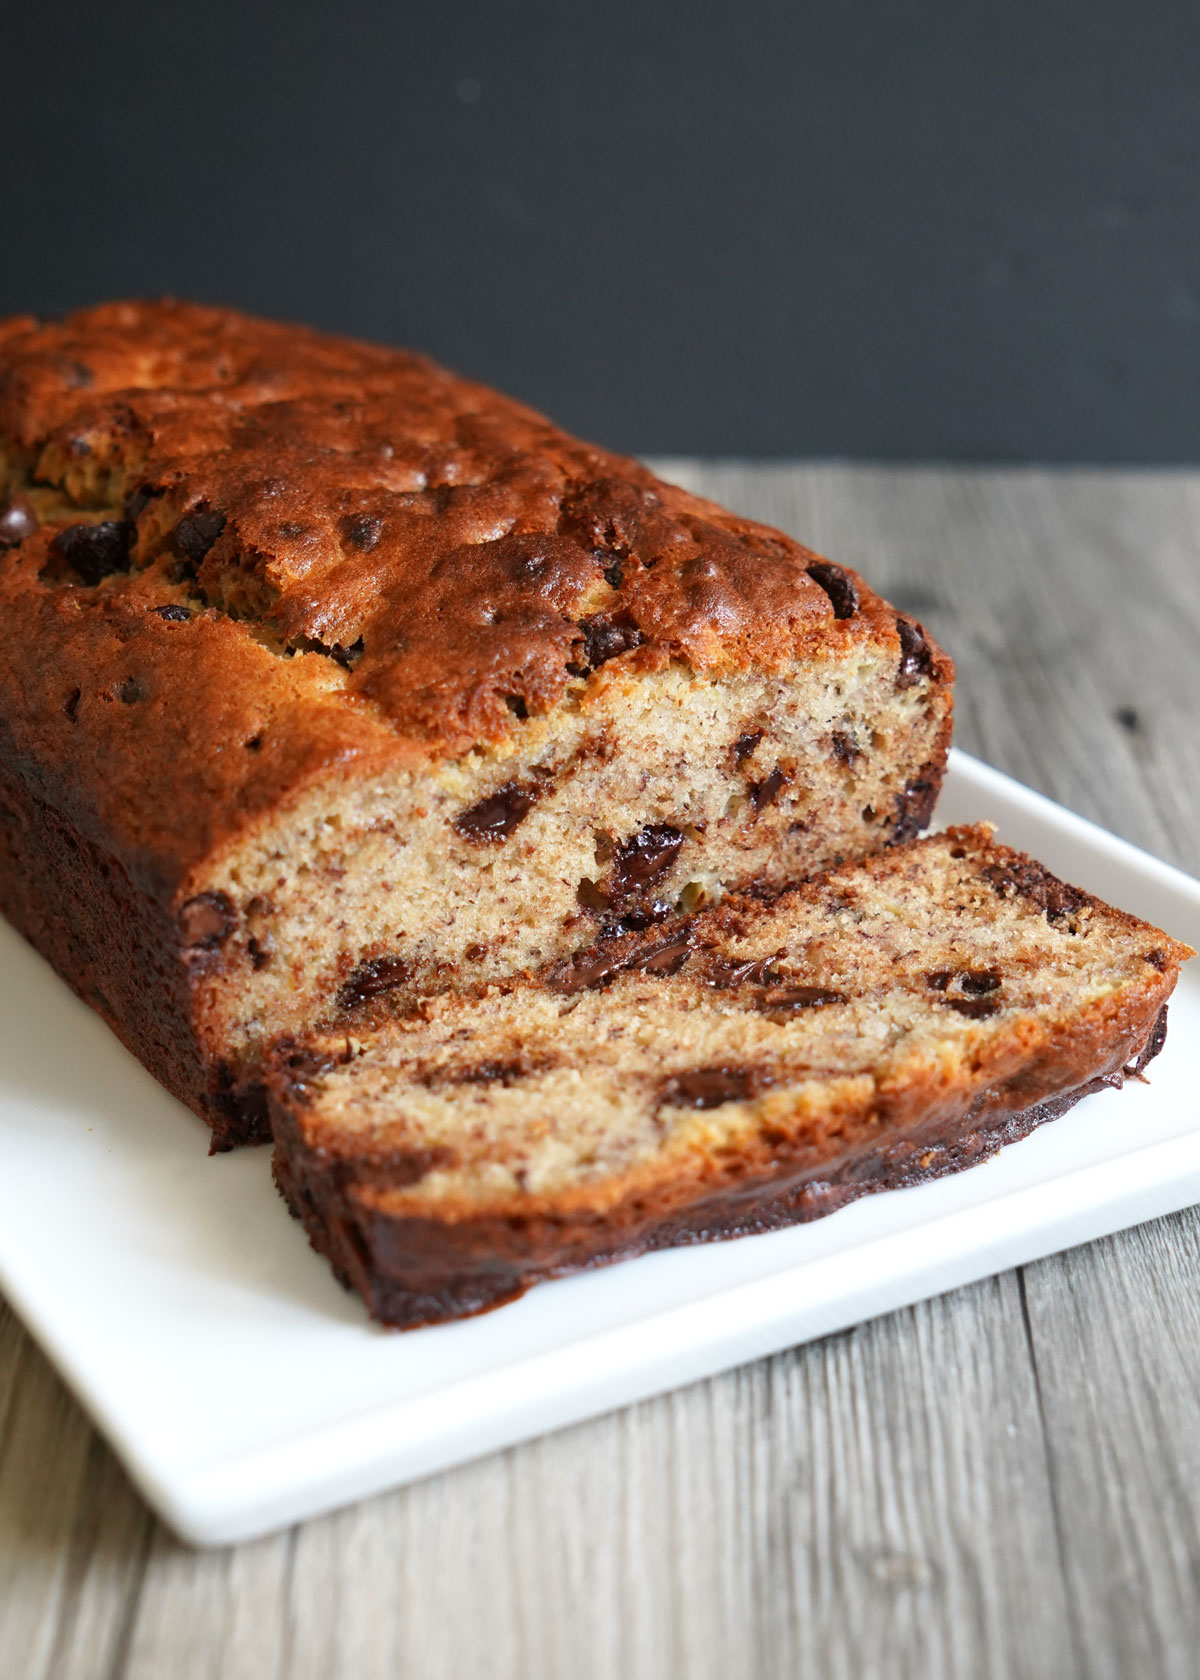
(0, 301), (952, 1146)
(267, 826), (1190, 1327)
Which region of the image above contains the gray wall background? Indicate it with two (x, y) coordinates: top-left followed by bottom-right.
(4, 0), (1198, 459)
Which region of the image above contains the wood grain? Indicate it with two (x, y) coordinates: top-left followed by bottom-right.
(3, 464), (1199, 1680)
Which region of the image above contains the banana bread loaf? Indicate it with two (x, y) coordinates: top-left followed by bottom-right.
(0, 301), (953, 1146)
(267, 826), (1189, 1327)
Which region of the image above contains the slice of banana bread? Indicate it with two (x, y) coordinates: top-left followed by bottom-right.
(0, 301), (952, 1146)
(267, 827), (1190, 1327)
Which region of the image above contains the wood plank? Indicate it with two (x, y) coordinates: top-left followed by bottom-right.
(1, 463), (1198, 1679)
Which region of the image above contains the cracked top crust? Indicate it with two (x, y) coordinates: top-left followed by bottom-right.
(0, 300), (949, 890)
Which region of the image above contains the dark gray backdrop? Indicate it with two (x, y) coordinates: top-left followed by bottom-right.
(5, 0), (1198, 459)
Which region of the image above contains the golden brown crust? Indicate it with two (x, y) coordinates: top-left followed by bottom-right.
(0, 300), (950, 887)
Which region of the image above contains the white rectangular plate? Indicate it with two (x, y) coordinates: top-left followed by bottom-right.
(0, 750), (1197, 1545)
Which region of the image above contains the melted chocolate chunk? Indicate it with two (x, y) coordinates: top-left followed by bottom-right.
(806, 561), (859, 620)
(52, 520), (136, 585)
(0, 496), (38, 548)
(609, 824), (683, 898)
(756, 985), (846, 1012)
(981, 859), (1089, 925)
(451, 1059), (532, 1087)
(549, 949), (624, 994)
(661, 1066), (757, 1109)
(172, 505), (226, 566)
(179, 891), (237, 949)
(896, 618), (934, 688)
(707, 956), (782, 988)
(455, 779), (545, 844)
(151, 603), (192, 622)
(570, 613), (644, 676)
(343, 512), (384, 550)
(337, 954), (412, 1010)
(637, 937), (692, 975)
(750, 767), (785, 813)
(732, 729), (763, 768)
(891, 775), (938, 843)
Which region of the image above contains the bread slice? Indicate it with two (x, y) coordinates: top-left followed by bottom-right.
(267, 827), (1191, 1327)
(0, 301), (952, 1146)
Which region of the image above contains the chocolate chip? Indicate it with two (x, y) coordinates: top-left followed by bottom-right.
(172, 505), (226, 566)
(337, 954), (412, 1010)
(945, 996), (1001, 1019)
(179, 891), (237, 949)
(598, 551), (624, 589)
(749, 767), (785, 813)
(609, 824), (683, 898)
(208, 1079), (271, 1147)
(455, 779), (545, 844)
(1144, 948), (1167, 972)
(281, 1047), (341, 1100)
(452, 1060), (530, 1086)
(806, 561), (859, 619)
(832, 730), (860, 765)
(343, 513), (384, 550)
(981, 859), (1089, 925)
(707, 956), (782, 987)
(661, 1066), (757, 1109)
(118, 677), (142, 704)
(891, 775), (938, 843)
(151, 603), (192, 622)
(329, 636), (364, 670)
(51, 520), (136, 586)
(604, 903), (672, 934)
(247, 933), (275, 971)
(63, 688), (80, 721)
(732, 730), (763, 768)
(896, 618), (934, 688)
(123, 484), (161, 522)
(926, 968), (1002, 997)
(570, 613), (643, 676)
(0, 496), (38, 548)
(757, 985), (846, 1011)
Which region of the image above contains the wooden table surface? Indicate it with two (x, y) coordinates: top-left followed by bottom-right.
(3, 463), (1199, 1680)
